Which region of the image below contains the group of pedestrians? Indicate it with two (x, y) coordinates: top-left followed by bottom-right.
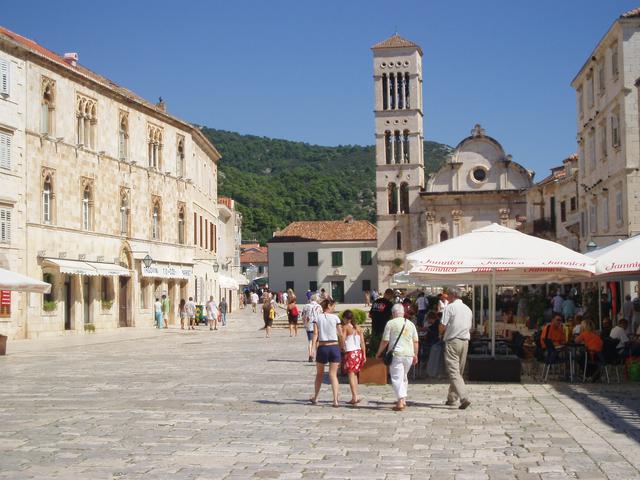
(154, 294), (228, 330)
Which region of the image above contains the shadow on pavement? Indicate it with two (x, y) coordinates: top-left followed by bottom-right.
(552, 382), (640, 444)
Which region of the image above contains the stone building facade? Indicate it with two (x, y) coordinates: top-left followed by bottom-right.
(372, 35), (533, 290)
(571, 9), (640, 253)
(268, 219), (377, 304)
(0, 27), (240, 339)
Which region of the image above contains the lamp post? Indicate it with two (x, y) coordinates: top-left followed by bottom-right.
(142, 254), (153, 269)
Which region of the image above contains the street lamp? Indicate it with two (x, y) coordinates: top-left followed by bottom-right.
(142, 254), (153, 268)
(212, 261), (219, 273)
(586, 240), (597, 252)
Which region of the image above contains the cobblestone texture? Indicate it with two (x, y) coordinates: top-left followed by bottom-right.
(1, 307), (639, 479)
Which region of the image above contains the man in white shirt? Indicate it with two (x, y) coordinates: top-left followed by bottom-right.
(301, 294), (322, 362)
(250, 291), (259, 313)
(610, 318), (629, 352)
(206, 296), (218, 331)
(440, 288), (472, 410)
(185, 297), (196, 330)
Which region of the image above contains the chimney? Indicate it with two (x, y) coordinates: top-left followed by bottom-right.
(63, 52), (78, 67)
(156, 96), (166, 112)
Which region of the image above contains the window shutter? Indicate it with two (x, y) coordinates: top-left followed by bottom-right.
(0, 59), (9, 95)
(0, 208), (10, 243)
(0, 132), (10, 170)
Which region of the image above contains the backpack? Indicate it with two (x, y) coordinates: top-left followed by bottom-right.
(633, 297), (640, 313)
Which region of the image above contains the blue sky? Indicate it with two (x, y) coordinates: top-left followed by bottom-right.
(4, 1), (639, 176)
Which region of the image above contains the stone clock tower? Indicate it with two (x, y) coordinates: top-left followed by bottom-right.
(372, 34), (425, 289)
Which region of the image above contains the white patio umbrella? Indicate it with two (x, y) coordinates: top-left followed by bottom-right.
(0, 267), (51, 294)
(406, 223), (596, 355)
(586, 234), (640, 278)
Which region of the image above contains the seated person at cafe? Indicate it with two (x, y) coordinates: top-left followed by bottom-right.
(600, 317), (612, 339)
(610, 318), (629, 353)
(572, 314), (583, 336)
(539, 314), (566, 349)
(575, 319), (603, 353)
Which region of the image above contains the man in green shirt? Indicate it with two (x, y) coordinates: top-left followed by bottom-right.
(161, 294), (170, 329)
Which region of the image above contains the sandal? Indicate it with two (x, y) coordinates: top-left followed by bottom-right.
(392, 405), (405, 411)
(332, 403), (340, 408)
(346, 398), (362, 405)
(308, 398), (317, 405)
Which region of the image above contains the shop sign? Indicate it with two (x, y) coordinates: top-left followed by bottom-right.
(141, 264), (193, 279)
(0, 290), (10, 306)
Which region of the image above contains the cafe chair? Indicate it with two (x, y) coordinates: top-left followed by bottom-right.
(542, 338), (565, 381)
(582, 349), (609, 383)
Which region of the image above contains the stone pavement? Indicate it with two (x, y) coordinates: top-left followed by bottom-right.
(1, 307), (640, 479)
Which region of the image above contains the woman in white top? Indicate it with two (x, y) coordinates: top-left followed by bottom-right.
(341, 310), (366, 405)
(309, 298), (344, 407)
(376, 304), (419, 411)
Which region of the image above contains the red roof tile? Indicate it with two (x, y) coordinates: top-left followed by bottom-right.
(270, 219), (377, 243)
(372, 34), (422, 55)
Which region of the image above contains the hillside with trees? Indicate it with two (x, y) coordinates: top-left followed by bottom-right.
(201, 128), (452, 244)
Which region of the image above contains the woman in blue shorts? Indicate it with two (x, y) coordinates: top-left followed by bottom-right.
(309, 297), (344, 407)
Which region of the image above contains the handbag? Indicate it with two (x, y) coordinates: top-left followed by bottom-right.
(383, 320), (407, 366)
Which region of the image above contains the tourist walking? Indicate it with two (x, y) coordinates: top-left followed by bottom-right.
(302, 293), (322, 362)
(441, 288), (472, 409)
(263, 294), (275, 337)
(185, 296), (196, 330)
(375, 304), (418, 411)
(161, 294), (170, 328)
(207, 296), (218, 331)
(309, 298), (343, 407)
(369, 288), (394, 336)
(219, 298), (228, 326)
(179, 298), (187, 330)
(250, 291), (259, 313)
(287, 293), (299, 337)
(154, 297), (163, 329)
(364, 289), (371, 307)
(341, 310), (367, 405)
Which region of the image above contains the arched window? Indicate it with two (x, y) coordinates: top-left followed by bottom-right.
(89, 104), (97, 150)
(397, 73), (404, 109)
(381, 73), (388, 110)
(389, 73), (396, 110)
(394, 130), (401, 164)
(388, 183), (398, 214)
(404, 72), (410, 109)
(118, 114), (128, 161)
(120, 193), (129, 235)
(177, 137), (185, 177)
(41, 80), (55, 135)
(42, 175), (52, 224)
(396, 231), (402, 250)
(384, 131), (392, 164)
(151, 200), (161, 240)
(403, 130), (410, 163)
(76, 98), (85, 145)
(148, 126), (163, 170)
(440, 230), (449, 242)
(400, 182), (409, 213)
(177, 206), (185, 244)
(82, 185), (92, 230)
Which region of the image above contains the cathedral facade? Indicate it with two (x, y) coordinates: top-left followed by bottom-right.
(372, 35), (534, 289)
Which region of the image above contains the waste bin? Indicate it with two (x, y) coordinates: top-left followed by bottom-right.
(0, 334), (7, 356)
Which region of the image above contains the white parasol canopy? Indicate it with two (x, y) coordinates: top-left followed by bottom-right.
(585, 234), (640, 278)
(0, 267), (51, 293)
(406, 223), (596, 355)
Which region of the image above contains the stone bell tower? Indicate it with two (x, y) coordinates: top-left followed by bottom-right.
(372, 34), (425, 289)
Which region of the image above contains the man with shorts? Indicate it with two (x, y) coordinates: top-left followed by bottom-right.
(185, 297), (196, 330)
(302, 293), (322, 362)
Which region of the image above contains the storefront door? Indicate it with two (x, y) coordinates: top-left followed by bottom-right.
(82, 277), (91, 325)
(331, 281), (345, 303)
(119, 276), (129, 327)
(63, 276), (71, 330)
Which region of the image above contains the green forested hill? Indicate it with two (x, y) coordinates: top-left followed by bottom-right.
(201, 127), (452, 244)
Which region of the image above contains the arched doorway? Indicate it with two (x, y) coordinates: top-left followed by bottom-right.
(440, 230), (449, 242)
(118, 243), (133, 327)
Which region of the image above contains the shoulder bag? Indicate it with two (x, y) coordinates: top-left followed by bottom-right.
(383, 319), (407, 366)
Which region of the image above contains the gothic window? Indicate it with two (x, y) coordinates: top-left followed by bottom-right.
(384, 131), (392, 164)
(388, 183), (398, 214)
(397, 73), (404, 109)
(76, 96), (97, 149)
(440, 230), (449, 242)
(148, 125), (163, 169)
(404, 72), (410, 109)
(42, 174), (53, 224)
(402, 130), (410, 163)
(120, 190), (129, 235)
(394, 130), (401, 164)
(177, 136), (185, 177)
(151, 198), (161, 240)
(396, 231), (402, 250)
(382, 73), (388, 110)
(399, 182), (409, 213)
(118, 113), (129, 161)
(389, 73), (396, 110)
(611, 113), (620, 148)
(41, 78), (55, 135)
(178, 204), (186, 244)
(82, 183), (93, 231)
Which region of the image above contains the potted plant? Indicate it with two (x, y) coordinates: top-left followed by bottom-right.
(84, 323), (95, 333)
(101, 299), (114, 310)
(358, 328), (388, 384)
(42, 300), (57, 312)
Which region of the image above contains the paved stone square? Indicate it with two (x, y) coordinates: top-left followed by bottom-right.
(1, 307), (640, 479)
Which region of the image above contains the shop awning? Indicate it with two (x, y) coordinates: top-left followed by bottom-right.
(86, 262), (131, 277)
(218, 275), (238, 289)
(0, 267), (51, 293)
(43, 258), (100, 276)
(141, 263), (193, 279)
